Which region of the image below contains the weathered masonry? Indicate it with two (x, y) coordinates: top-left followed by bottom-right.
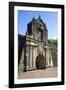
(18, 16), (57, 72)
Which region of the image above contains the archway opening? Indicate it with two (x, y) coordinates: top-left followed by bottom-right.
(36, 54), (46, 69)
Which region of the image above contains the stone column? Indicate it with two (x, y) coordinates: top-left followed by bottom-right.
(46, 48), (49, 68)
(33, 47), (37, 69)
(49, 51), (53, 67)
(29, 46), (32, 69)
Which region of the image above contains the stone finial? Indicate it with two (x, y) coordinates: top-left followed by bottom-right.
(39, 15), (41, 19)
(32, 16), (35, 21)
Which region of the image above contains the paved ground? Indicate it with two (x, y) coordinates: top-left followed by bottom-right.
(18, 67), (57, 79)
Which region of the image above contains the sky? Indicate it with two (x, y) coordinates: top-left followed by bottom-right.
(18, 10), (58, 39)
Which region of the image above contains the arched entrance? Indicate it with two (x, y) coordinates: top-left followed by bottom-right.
(36, 54), (46, 69)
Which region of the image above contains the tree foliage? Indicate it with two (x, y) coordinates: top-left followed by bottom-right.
(48, 39), (58, 47)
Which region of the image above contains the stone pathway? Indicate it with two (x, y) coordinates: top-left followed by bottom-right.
(18, 67), (57, 79)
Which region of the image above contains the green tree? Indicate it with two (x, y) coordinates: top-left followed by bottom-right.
(48, 39), (58, 47)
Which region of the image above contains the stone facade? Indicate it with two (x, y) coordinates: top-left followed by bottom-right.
(18, 16), (57, 72)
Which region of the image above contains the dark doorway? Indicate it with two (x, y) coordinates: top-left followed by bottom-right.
(36, 54), (46, 69)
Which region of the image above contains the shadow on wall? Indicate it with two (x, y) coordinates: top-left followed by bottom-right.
(18, 35), (25, 66)
(36, 54), (46, 69)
